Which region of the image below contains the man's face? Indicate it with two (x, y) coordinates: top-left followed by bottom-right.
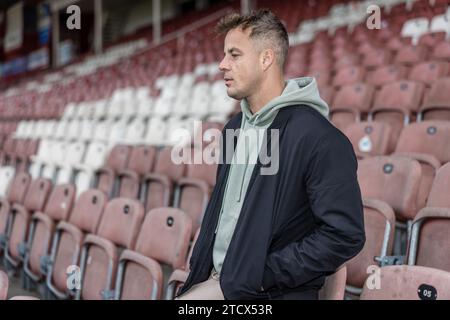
(219, 28), (263, 100)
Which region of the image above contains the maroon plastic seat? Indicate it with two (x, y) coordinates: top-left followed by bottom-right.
(408, 162), (450, 273)
(0, 172), (31, 256)
(95, 145), (131, 197)
(330, 83), (375, 131)
(114, 207), (192, 300)
(419, 77), (450, 121)
(394, 121), (450, 210)
(370, 81), (425, 141)
(332, 66), (366, 88)
(117, 145), (157, 199)
(142, 147), (186, 212)
(394, 45), (429, 65)
(343, 121), (395, 158)
(346, 198), (396, 293)
(408, 61), (448, 85)
(366, 65), (409, 88)
(357, 156), (422, 222)
(45, 189), (107, 299)
(22, 184), (76, 285)
(77, 198), (144, 300)
(360, 265), (450, 300)
(4, 178), (52, 269)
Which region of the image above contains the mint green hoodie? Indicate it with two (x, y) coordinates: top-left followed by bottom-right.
(213, 77), (330, 274)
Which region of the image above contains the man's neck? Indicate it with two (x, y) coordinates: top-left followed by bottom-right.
(247, 78), (286, 114)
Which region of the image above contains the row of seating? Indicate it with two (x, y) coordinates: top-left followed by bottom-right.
(310, 61), (449, 90)
(0, 179), (194, 300)
(292, 42), (449, 78)
(346, 160), (450, 296)
(326, 78), (450, 132)
(13, 117), (228, 147)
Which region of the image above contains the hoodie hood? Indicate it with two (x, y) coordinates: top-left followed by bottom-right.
(240, 76), (329, 127)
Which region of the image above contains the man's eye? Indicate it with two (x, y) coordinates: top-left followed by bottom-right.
(231, 54), (239, 58)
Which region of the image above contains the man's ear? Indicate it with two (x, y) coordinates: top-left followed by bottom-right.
(261, 49), (275, 71)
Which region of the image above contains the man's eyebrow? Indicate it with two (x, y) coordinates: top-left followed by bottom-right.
(225, 47), (243, 54)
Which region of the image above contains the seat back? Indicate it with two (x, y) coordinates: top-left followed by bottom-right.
(69, 189), (108, 234)
(395, 121), (450, 209)
(134, 208), (192, 269)
(126, 145), (157, 176)
(331, 83), (375, 130)
(153, 147), (186, 181)
(343, 121), (394, 157)
(420, 77), (450, 120)
(23, 178), (52, 212)
(366, 65), (409, 87)
(360, 265), (450, 300)
(346, 199), (396, 288)
(96, 198), (145, 249)
(372, 81), (425, 139)
(357, 156), (422, 221)
(395, 121), (450, 164)
(332, 66), (366, 87)
(44, 184), (76, 222)
(6, 172), (31, 204)
(408, 61), (448, 84)
(408, 163), (450, 272)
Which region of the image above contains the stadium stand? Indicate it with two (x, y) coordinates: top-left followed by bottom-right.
(0, 0), (449, 300)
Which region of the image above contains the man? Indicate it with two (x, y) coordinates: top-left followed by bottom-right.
(176, 9), (365, 300)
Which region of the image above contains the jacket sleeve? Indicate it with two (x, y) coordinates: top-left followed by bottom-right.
(262, 129), (366, 290)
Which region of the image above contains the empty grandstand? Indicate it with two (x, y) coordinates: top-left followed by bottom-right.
(1, 0), (450, 301)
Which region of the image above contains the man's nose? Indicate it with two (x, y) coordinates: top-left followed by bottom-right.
(219, 57), (229, 72)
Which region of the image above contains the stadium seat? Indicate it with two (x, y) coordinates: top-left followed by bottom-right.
(116, 145), (157, 199)
(176, 147), (217, 236)
(73, 142), (109, 197)
(318, 86), (335, 106)
(419, 77), (450, 120)
(394, 45), (429, 65)
(358, 156), (422, 222)
(3, 178), (52, 270)
(408, 162), (450, 272)
(22, 184), (76, 287)
(431, 40), (450, 61)
(0, 166), (16, 198)
(141, 147), (186, 212)
(95, 145), (131, 198)
(369, 81), (425, 141)
(0, 172), (31, 256)
(165, 228), (200, 299)
(346, 198), (396, 295)
(45, 189), (107, 299)
(55, 141), (86, 185)
(357, 156), (422, 254)
(360, 265), (450, 300)
(122, 118), (146, 145)
(144, 117), (167, 146)
(394, 121), (450, 210)
(330, 83), (375, 131)
(401, 18), (429, 44)
(113, 207), (192, 300)
(76, 198), (144, 300)
(362, 49), (392, 69)
(332, 66), (366, 88)
(343, 121), (395, 158)
(408, 61), (449, 85)
(366, 65), (409, 88)
(418, 32), (446, 48)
